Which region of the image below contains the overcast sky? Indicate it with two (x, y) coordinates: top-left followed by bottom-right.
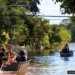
(38, 0), (69, 24)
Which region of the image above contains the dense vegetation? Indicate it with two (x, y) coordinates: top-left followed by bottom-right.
(54, 0), (75, 14)
(0, 0), (72, 53)
(60, 19), (75, 42)
(53, 0), (75, 42)
(54, 0), (75, 42)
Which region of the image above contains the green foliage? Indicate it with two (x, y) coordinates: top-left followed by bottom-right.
(0, 0), (40, 46)
(0, 31), (9, 49)
(29, 0), (40, 13)
(42, 34), (50, 47)
(49, 25), (71, 50)
(50, 25), (61, 44)
(54, 0), (75, 14)
(58, 27), (71, 42)
(60, 18), (75, 42)
(23, 16), (51, 50)
(0, 0), (72, 52)
(0, 0), (40, 14)
(67, 20), (75, 42)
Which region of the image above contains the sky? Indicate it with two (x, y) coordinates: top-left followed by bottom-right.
(38, 0), (69, 24)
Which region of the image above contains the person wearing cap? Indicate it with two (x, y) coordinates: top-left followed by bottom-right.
(16, 46), (28, 62)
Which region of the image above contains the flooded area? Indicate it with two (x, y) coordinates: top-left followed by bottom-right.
(27, 43), (75, 75)
(1, 43), (75, 75)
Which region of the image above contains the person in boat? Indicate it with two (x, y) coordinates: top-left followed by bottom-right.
(0, 48), (8, 67)
(1, 49), (18, 71)
(16, 46), (28, 62)
(4, 50), (17, 66)
(2, 50), (17, 66)
(62, 43), (69, 53)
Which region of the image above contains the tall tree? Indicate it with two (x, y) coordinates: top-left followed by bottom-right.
(0, 0), (40, 31)
(0, 0), (40, 47)
(54, 0), (75, 14)
(49, 25), (71, 50)
(23, 16), (51, 50)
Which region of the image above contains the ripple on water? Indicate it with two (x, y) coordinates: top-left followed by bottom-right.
(27, 66), (68, 75)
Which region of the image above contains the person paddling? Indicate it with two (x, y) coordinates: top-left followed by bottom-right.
(62, 43), (69, 53)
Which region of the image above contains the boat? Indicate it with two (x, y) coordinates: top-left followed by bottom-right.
(1, 60), (30, 71)
(60, 51), (73, 57)
(0, 60), (30, 75)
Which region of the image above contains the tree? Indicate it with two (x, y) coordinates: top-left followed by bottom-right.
(49, 25), (71, 50)
(60, 18), (75, 42)
(0, 31), (9, 49)
(0, 0), (40, 45)
(0, 0), (40, 33)
(54, 0), (75, 14)
(23, 16), (51, 50)
(67, 20), (75, 42)
(58, 27), (71, 44)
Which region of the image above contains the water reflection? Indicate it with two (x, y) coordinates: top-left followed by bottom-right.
(61, 57), (69, 61)
(27, 43), (75, 75)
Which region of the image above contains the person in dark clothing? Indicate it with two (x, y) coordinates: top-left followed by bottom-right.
(16, 46), (28, 62)
(0, 48), (8, 67)
(0, 51), (3, 67)
(19, 50), (26, 61)
(62, 43), (69, 53)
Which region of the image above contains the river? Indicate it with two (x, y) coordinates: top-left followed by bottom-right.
(27, 43), (75, 75)
(1, 43), (75, 75)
